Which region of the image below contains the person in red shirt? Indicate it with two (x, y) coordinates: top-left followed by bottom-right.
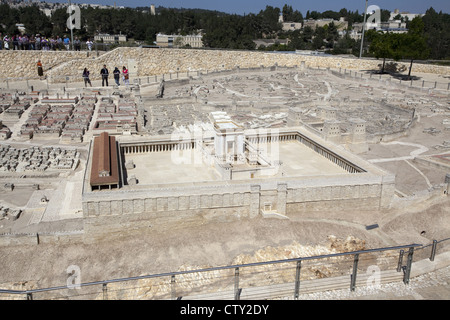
(122, 66), (129, 86)
(37, 60), (44, 79)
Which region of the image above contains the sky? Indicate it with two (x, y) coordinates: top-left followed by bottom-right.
(48, 0), (449, 15)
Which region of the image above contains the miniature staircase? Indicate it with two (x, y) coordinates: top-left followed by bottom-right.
(261, 210), (289, 220)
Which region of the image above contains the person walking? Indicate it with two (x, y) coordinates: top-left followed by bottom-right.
(41, 37), (49, 50)
(100, 65), (109, 86)
(74, 37), (81, 51)
(113, 67), (121, 86)
(35, 34), (41, 50)
(12, 35), (18, 50)
(57, 36), (63, 50)
(37, 60), (44, 79)
(86, 39), (93, 51)
(63, 35), (70, 50)
(83, 68), (92, 87)
(3, 35), (9, 50)
(122, 66), (129, 87)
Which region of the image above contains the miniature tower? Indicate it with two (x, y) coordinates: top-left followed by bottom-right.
(322, 120), (341, 144)
(211, 112), (245, 164)
(349, 118), (367, 144)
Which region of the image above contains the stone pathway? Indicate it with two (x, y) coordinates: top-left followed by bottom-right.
(294, 265), (450, 300)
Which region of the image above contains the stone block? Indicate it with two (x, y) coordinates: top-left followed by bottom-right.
(156, 198), (168, 212)
(133, 199), (145, 214)
(200, 195), (211, 208)
(111, 200), (123, 215)
(99, 201), (111, 216)
(189, 195), (199, 210)
(223, 193), (231, 207)
(144, 198), (156, 212)
(178, 196), (189, 210)
(122, 200), (133, 215)
(87, 202), (99, 216)
(168, 197), (178, 211)
(212, 194), (223, 208)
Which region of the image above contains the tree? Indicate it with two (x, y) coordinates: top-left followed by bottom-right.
(380, 9), (391, 22)
(50, 8), (69, 36)
(421, 7), (450, 59)
(330, 28), (355, 54)
(325, 21), (339, 45)
(368, 31), (397, 73)
(312, 26), (326, 50)
(282, 4), (303, 23)
(397, 17), (430, 79)
(398, 33), (430, 79)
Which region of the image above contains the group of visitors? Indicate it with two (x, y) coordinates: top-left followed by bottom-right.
(83, 65), (130, 87)
(35, 60), (129, 87)
(0, 33), (95, 51)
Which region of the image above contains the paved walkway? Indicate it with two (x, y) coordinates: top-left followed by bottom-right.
(297, 252), (450, 300)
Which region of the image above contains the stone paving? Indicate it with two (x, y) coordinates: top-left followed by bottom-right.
(294, 255), (450, 300)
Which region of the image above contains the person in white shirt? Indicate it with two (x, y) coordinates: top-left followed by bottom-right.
(86, 39), (93, 51)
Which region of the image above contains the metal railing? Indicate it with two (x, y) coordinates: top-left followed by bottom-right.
(2, 240), (449, 300)
(413, 237), (450, 263)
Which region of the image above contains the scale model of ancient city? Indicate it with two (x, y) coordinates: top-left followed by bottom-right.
(0, 43), (449, 299)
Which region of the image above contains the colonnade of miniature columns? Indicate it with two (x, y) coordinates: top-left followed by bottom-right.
(247, 132), (364, 174)
(121, 133), (364, 174)
(122, 141), (195, 154)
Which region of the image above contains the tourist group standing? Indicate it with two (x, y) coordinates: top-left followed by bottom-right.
(0, 33), (95, 51)
(97, 65), (130, 87)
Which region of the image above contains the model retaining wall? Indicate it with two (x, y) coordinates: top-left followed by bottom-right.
(1, 48), (449, 83)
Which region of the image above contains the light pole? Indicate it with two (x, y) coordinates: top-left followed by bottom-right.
(359, 0), (368, 58)
(68, 0), (74, 50)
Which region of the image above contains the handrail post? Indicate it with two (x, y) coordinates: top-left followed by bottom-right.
(102, 283), (108, 300)
(294, 260), (302, 300)
(350, 254), (359, 292)
(26, 292), (33, 300)
(397, 250), (404, 272)
(403, 247), (414, 285)
(430, 240), (438, 262)
(234, 267), (240, 300)
(171, 275), (176, 300)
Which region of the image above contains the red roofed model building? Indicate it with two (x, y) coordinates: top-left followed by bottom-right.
(90, 132), (119, 190)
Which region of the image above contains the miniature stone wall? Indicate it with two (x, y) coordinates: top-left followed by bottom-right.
(1, 48), (449, 82)
(0, 50), (88, 80)
(0, 231), (84, 246)
(81, 176), (393, 237)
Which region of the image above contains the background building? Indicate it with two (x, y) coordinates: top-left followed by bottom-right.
(94, 33), (128, 44)
(303, 18), (349, 31)
(156, 33), (204, 48)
